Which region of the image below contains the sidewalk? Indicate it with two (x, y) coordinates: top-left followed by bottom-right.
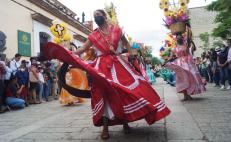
(0, 79), (230, 142)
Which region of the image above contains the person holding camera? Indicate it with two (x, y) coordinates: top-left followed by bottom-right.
(5, 75), (26, 109)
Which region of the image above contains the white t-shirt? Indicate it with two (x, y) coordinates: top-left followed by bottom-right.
(227, 47), (231, 62)
(4, 65), (13, 80)
(10, 59), (21, 73)
(38, 72), (45, 83)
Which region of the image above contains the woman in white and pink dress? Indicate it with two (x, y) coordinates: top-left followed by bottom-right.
(166, 34), (206, 100)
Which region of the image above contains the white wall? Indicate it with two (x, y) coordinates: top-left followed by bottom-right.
(0, 0), (89, 58)
(0, 0), (33, 58)
(189, 7), (217, 57)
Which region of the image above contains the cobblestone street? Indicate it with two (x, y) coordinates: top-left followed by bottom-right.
(0, 79), (230, 142)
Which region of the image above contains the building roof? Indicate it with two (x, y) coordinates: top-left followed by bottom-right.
(27, 0), (92, 35)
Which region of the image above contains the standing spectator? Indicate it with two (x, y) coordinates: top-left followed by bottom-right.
(27, 57), (36, 68)
(195, 57), (201, 73)
(37, 66), (44, 103)
(227, 38), (231, 86)
(4, 58), (13, 87)
(50, 60), (58, 100)
(217, 44), (231, 90)
(227, 37), (231, 69)
(21, 60), (28, 67)
(43, 74), (50, 102)
(5, 75), (25, 109)
(201, 54), (209, 81)
(221, 38), (231, 89)
(10, 53), (21, 75)
(0, 56), (6, 112)
(43, 62), (52, 100)
(15, 64), (29, 106)
(206, 55), (213, 83)
(52, 76), (59, 100)
(212, 47), (220, 87)
(29, 62), (39, 104)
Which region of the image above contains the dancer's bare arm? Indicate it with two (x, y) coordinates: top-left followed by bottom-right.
(74, 39), (92, 55)
(121, 35), (131, 54)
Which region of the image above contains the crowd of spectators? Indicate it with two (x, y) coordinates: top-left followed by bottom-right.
(194, 38), (231, 90)
(0, 53), (60, 113)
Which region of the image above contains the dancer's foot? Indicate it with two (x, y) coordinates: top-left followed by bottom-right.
(186, 95), (193, 100)
(123, 123), (131, 134)
(182, 94), (193, 101)
(78, 98), (84, 103)
(101, 128), (109, 140)
(182, 95), (188, 101)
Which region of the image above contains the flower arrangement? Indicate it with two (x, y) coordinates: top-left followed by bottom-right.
(50, 20), (73, 45)
(159, 34), (176, 59)
(159, 0), (190, 27)
(105, 2), (118, 25)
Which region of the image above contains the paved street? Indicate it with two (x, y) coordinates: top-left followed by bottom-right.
(0, 79), (231, 142)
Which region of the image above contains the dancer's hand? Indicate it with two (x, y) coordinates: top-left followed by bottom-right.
(109, 46), (116, 54)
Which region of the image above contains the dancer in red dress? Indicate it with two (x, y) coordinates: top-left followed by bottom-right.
(43, 9), (170, 140)
(74, 9), (170, 139)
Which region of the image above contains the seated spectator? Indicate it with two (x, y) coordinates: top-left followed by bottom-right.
(0, 57), (7, 112)
(15, 64), (29, 106)
(5, 75), (25, 109)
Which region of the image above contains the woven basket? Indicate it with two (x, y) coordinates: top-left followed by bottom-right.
(169, 22), (186, 35)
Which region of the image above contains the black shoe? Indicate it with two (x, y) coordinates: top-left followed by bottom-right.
(25, 102), (29, 107)
(0, 106), (8, 113)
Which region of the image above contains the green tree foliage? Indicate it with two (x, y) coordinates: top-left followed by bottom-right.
(212, 40), (225, 48)
(199, 32), (210, 50)
(207, 0), (231, 39)
(152, 57), (162, 65)
(144, 46), (153, 57)
(143, 46), (161, 65)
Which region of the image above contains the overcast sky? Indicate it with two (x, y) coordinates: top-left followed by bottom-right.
(58, 0), (216, 56)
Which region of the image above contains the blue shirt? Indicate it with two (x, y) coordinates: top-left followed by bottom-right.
(16, 70), (29, 86)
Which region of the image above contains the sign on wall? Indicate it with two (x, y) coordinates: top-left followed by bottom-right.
(18, 30), (31, 57)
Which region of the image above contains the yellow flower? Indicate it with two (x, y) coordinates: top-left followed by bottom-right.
(53, 37), (61, 44)
(180, 2), (186, 7)
(163, 0), (169, 6)
(164, 8), (169, 16)
(159, 2), (164, 9)
(180, 0), (188, 4)
(178, 9), (185, 15)
(168, 10), (175, 17)
(180, 6), (187, 12)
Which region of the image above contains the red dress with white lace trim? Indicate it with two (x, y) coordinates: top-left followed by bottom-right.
(88, 24), (170, 126)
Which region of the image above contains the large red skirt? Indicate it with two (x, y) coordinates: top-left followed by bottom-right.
(43, 42), (170, 126)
